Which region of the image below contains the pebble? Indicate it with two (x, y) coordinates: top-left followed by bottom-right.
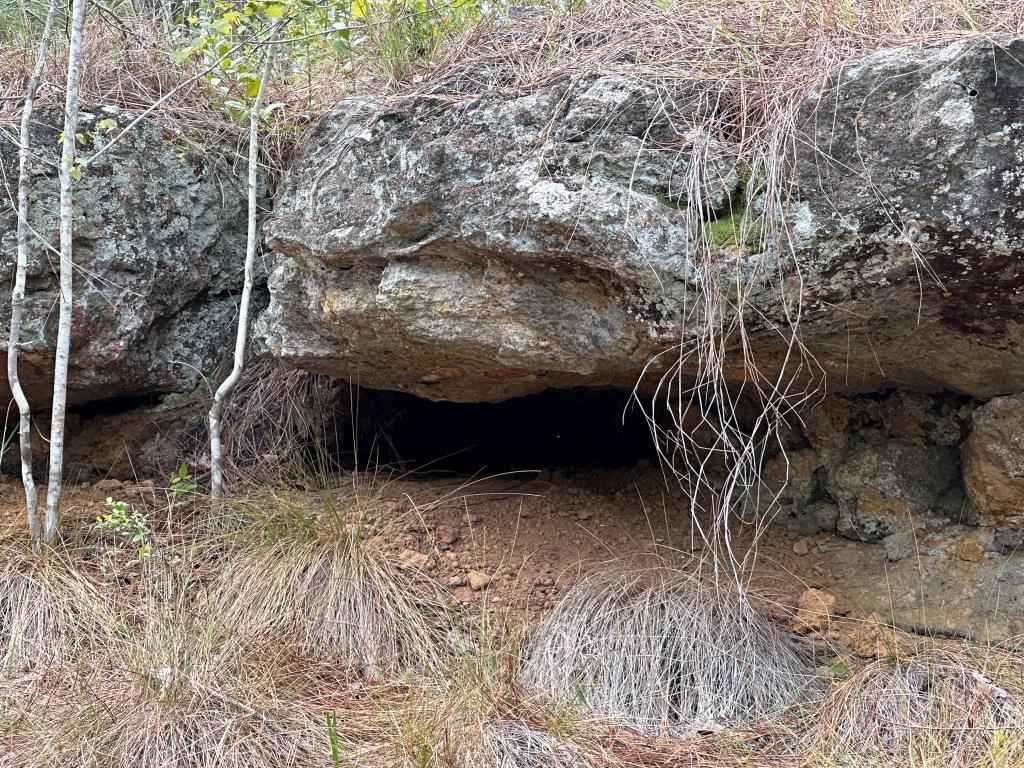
(397, 549), (429, 569)
(435, 524), (460, 546)
(792, 539), (810, 555)
(467, 570), (491, 591)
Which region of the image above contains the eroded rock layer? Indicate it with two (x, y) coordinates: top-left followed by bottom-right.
(262, 37), (1024, 402)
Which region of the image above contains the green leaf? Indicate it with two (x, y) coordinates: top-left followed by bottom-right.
(828, 661), (852, 679)
(68, 164), (83, 182)
(264, 2), (285, 17)
(97, 118), (119, 133)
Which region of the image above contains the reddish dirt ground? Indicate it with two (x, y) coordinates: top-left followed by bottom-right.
(0, 467), (864, 640)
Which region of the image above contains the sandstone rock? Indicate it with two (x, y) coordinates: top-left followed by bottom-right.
(260, 75), (721, 402)
(881, 530), (917, 562)
(760, 449), (825, 533)
(60, 401), (201, 480)
(847, 613), (892, 659)
(262, 38), (1024, 402)
(0, 110), (259, 407)
(963, 394), (1024, 536)
(793, 588), (837, 634)
(435, 524), (460, 546)
(398, 549), (429, 569)
(792, 539), (810, 556)
(467, 570), (491, 591)
(830, 534), (1024, 642)
(790, 37), (1024, 399)
(801, 501), (841, 535)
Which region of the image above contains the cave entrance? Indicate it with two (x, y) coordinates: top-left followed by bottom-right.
(336, 387), (659, 475)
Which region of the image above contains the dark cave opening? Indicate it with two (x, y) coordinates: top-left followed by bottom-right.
(335, 387), (660, 475)
(72, 392), (163, 417)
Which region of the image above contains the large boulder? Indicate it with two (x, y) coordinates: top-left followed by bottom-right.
(0, 109), (256, 407)
(262, 36), (1024, 402)
(790, 37), (1024, 397)
(260, 76), (714, 401)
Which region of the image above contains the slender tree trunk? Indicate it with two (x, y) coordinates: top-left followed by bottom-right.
(209, 44), (276, 503)
(43, 0), (89, 546)
(9, 0), (60, 551)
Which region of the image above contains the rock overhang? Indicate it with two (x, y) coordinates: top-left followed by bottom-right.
(259, 36), (1024, 403)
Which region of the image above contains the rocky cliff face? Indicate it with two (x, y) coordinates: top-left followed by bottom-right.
(259, 76), (703, 402)
(0, 110), (258, 407)
(262, 37), (1024, 403)
(253, 34), (1024, 640)
(1, 32), (1022, 640)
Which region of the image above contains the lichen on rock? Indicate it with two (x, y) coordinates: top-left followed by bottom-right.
(0, 108), (261, 407)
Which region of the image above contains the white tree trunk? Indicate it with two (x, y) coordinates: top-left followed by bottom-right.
(43, 0), (89, 545)
(9, 0), (60, 550)
(209, 44), (276, 502)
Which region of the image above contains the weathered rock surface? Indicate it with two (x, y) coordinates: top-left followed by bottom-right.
(767, 390), (974, 540)
(963, 394), (1024, 545)
(263, 36), (1024, 402)
(0, 110), (256, 406)
(260, 76), (712, 401)
(831, 526), (1024, 642)
(790, 37), (1024, 398)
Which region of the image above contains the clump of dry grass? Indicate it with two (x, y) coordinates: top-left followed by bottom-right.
(521, 564), (818, 734)
(1, 562), (335, 768)
(812, 647), (1024, 767)
(0, 19), (234, 139)
(0, 545), (114, 675)
(469, 720), (600, 768)
(0, 14), (348, 182)
(208, 484), (455, 677)
(219, 359), (341, 476)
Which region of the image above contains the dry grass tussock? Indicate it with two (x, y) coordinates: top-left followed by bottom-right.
(0, 16), (347, 177)
(812, 646), (1024, 767)
(210, 517), (456, 676)
(520, 563), (819, 734)
(1, 570), (330, 767)
(156, 358), (343, 485)
(0, 20), (234, 139)
(217, 359), (341, 478)
(0, 543), (116, 674)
